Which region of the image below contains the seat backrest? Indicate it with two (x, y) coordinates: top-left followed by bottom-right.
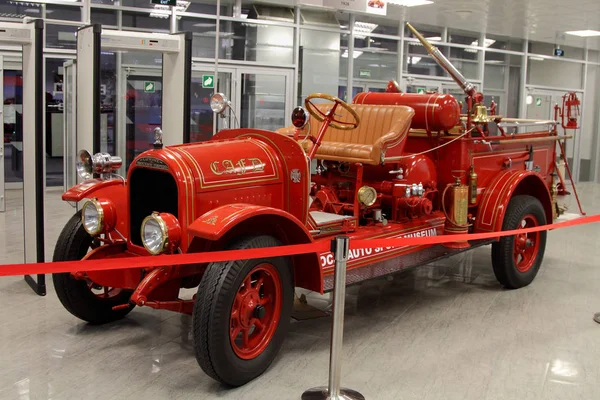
(306, 104), (413, 147)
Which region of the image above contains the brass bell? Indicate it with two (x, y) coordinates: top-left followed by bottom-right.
(471, 105), (489, 123)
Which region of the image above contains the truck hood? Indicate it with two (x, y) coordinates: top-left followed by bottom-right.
(132, 137), (283, 193)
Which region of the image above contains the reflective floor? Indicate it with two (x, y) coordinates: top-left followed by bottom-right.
(1, 185), (600, 399)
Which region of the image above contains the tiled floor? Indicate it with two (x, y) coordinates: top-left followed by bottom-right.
(1, 185), (600, 399)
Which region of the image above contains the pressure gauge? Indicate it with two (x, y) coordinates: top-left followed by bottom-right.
(357, 186), (378, 207)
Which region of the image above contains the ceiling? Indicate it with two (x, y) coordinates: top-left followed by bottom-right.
(227, 0), (600, 51)
(400, 0), (600, 51)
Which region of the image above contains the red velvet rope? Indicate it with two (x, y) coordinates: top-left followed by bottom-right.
(1, 214), (598, 277)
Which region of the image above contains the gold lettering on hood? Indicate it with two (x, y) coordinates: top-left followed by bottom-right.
(210, 158), (266, 176)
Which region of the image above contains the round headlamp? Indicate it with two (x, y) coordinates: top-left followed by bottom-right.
(82, 199), (104, 235)
(77, 150), (94, 180)
(141, 212), (181, 255)
(76, 149), (123, 180)
(210, 93), (229, 114)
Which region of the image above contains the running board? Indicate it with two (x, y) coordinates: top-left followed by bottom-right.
(323, 239), (494, 291)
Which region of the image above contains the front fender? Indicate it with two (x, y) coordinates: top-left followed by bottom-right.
(189, 204), (322, 293)
(475, 170), (552, 233)
(62, 178), (124, 202)
(63, 179), (129, 238)
(189, 203), (313, 242)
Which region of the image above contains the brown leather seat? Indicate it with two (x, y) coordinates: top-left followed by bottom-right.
(277, 104), (414, 165)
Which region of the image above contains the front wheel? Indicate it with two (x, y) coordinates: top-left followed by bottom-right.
(491, 195), (547, 289)
(52, 212), (135, 324)
(192, 236), (293, 387)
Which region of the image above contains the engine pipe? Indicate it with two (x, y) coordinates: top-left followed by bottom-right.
(406, 23), (484, 126)
(407, 23), (476, 99)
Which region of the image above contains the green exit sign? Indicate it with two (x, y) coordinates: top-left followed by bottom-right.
(144, 81), (155, 93)
(152, 0), (177, 6)
(202, 75), (215, 89)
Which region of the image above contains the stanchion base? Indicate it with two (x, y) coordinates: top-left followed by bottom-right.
(593, 313), (600, 324)
(302, 387), (365, 400)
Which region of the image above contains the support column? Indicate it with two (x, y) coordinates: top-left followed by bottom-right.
(81, 0), (91, 25)
(22, 20), (46, 295)
(162, 33), (192, 145)
(170, 5), (178, 34)
(76, 24), (101, 158)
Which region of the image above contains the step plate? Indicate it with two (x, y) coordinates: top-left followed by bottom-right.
(323, 239), (494, 291)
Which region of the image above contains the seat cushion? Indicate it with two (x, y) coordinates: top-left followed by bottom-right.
(278, 104), (414, 165)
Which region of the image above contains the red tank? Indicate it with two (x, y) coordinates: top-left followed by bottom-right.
(353, 91), (460, 132)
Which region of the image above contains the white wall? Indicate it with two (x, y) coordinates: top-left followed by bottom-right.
(581, 64), (598, 161)
(300, 29), (340, 100)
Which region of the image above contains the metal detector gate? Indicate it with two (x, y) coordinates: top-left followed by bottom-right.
(72, 25), (191, 182)
(0, 55), (4, 212)
(0, 21), (45, 294)
(63, 60), (77, 193)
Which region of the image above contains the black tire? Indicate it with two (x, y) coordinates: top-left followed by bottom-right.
(491, 195), (547, 289)
(52, 212), (135, 324)
(193, 235), (294, 387)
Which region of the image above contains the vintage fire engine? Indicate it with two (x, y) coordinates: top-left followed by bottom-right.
(53, 24), (575, 386)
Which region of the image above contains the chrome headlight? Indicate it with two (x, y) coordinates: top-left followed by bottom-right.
(141, 213), (181, 255)
(210, 93), (229, 114)
(82, 199), (104, 235)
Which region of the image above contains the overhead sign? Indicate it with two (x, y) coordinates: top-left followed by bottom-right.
(152, 0), (177, 5)
(323, 0), (387, 16)
(144, 81), (155, 93)
(359, 69), (371, 78)
(202, 75), (214, 89)
(535, 97), (543, 107)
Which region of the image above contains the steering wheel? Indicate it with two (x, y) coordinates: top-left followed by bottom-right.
(305, 93), (360, 131)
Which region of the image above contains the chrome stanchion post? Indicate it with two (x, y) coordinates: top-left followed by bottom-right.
(302, 236), (365, 400)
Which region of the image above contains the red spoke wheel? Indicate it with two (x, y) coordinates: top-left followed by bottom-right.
(229, 263), (282, 360)
(52, 212), (134, 324)
(193, 236), (293, 387)
(492, 195), (547, 289)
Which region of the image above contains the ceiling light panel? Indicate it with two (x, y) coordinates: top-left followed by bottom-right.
(565, 30), (600, 37)
(353, 22), (378, 40)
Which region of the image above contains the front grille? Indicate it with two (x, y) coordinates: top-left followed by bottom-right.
(129, 168), (178, 247)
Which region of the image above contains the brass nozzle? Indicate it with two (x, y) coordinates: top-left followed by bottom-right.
(406, 22), (435, 53)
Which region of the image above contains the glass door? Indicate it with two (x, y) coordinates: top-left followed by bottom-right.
(337, 84), (364, 103)
(120, 66), (163, 170)
(235, 67), (294, 133)
(338, 80), (388, 102)
(3, 62), (23, 191)
(403, 79), (443, 94)
(190, 64), (234, 138)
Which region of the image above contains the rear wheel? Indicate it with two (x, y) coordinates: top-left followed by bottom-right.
(491, 195), (547, 289)
(52, 212), (134, 324)
(192, 235), (293, 387)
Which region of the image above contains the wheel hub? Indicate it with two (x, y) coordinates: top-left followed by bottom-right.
(254, 305), (266, 319)
(513, 214), (541, 273)
(238, 291), (260, 328)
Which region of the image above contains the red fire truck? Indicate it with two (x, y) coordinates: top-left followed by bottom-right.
(52, 24), (574, 386)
